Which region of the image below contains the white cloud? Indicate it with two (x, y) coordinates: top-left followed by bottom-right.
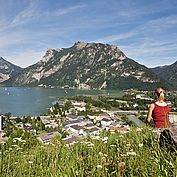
(10, 1), (40, 27)
(94, 31), (137, 43)
(50, 4), (86, 16)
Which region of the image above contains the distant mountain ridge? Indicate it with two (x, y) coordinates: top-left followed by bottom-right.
(0, 57), (23, 83)
(2, 42), (174, 90)
(151, 61), (177, 87)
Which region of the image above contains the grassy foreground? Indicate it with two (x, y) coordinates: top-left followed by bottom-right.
(0, 127), (177, 177)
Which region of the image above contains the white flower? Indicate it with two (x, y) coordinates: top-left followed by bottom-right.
(110, 144), (116, 147)
(127, 151), (136, 156)
(87, 143), (94, 147)
(102, 137), (108, 141)
(136, 128), (143, 132)
(98, 152), (103, 155)
(97, 165), (102, 169)
(104, 154), (108, 157)
(126, 143), (131, 147)
(29, 161), (33, 164)
(139, 143), (143, 148)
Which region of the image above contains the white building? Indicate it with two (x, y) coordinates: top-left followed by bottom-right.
(68, 125), (86, 136)
(101, 118), (113, 127)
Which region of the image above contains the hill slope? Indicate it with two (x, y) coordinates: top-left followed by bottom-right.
(151, 61), (177, 87)
(0, 57), (23, 83)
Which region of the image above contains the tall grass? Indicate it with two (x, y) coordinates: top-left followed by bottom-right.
(0, 127), (177, 177)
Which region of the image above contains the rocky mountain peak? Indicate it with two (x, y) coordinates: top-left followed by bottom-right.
(3, 42), (172, 90)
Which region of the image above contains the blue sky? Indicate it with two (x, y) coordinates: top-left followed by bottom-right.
(0, 0), (177, 68)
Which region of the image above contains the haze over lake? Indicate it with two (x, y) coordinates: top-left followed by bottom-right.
(0, 87), (123, 116)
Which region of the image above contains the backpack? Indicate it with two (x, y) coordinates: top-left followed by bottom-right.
(159, 128), (177, 153)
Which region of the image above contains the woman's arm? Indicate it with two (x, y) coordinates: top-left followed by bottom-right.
(147, 103), (154, 123)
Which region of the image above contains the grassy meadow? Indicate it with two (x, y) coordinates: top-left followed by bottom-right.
(0, 127), (177, 177)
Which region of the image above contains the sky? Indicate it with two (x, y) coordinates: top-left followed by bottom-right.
(0, 0), (177, 68)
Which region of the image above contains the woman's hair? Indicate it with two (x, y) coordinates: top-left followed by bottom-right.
(154, 87), (165, 100)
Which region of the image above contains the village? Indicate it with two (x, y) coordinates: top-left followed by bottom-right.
(0, 89), (177, 146)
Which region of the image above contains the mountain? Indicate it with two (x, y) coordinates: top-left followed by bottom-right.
(3, 42), (172, 90)
(151, 61), (177, 87)
(0, 57), (23, 83)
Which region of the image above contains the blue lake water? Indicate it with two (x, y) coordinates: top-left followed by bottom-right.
(0, 87), (123, 116)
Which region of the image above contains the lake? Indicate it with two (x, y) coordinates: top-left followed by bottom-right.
(0, 87), (123, 116)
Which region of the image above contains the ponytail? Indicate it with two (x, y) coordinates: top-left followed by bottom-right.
(155, 88), (165, 100)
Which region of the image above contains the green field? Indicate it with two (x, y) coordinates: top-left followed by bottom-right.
(1, 127), (177, 177)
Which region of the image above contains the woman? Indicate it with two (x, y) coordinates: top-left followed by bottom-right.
(147, 87), (170, 128)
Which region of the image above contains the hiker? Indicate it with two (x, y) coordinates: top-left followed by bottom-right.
(147, 87), (170, 128)
(147, 88), (177, 152)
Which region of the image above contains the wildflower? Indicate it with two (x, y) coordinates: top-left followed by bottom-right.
(92, 136), (100, 140)
(136, 128), (143, 132)
(87, 143), (94, 147)
(127, 151), (136, 156)
(96, 165), (102, 169)
(126, 143), (131, 147)
(110, 144), (116, 147)
(118, 162), (125, 167)
(120, 154), (127, 157)
(102, 156), (106, 161)
(138, 143), (143, 148)
(102, 137), (108, 142)
(29, 161), (33, 164)
(104, 154), (108, 157)
(16, 148), (23, 151)
(120, 131), (130, 134)
(98, 152), (103, 155)
(104, 140), (108, 144)
(0, 141), (5, 145)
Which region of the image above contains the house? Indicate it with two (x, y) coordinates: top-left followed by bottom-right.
(15, 123), (24, 129)
(40, 116), (51, 124)
(37, 131), (60, 144)
(170, 114), (177, 123)
(71, 101), (86, 112)
(85, 122), (95, 129)
(101, 118), (113, 127)
(66, 114), (79, 120)
(63, 119), (84, 127)
(108, 120), (130, 133)
(45, 122), (58, 129)
(96, 114), (111, 121)
(88, 127), (100, 135)
(68, 125), (86, 136)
